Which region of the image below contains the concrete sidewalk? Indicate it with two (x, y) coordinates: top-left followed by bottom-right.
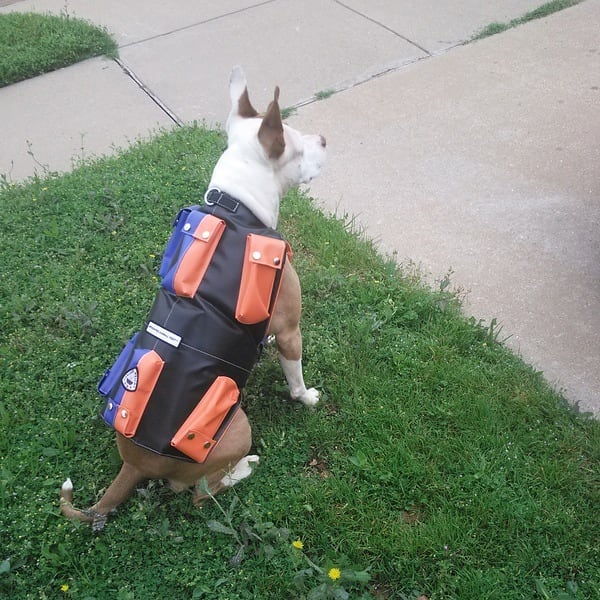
(1, 0), (598, 414)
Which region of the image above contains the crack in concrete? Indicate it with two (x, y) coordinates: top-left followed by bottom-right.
(112, 1), (463, 129)
(334, 0), (433, 56)
(114, 58), (184, 127)
(290, 45), (464, 113)
(116, 0), (278, 50)
(112, 0), (280, 125)
(111, 0), (435, 126)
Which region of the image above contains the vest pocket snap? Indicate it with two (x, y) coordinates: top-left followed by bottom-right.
(235, 234), (286, 324)
(170, 376), (240, 463)
(160, 212), (225, 297)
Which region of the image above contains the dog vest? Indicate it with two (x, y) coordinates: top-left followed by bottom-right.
(98, 190), (288, 463)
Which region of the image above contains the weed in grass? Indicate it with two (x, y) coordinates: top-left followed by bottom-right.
(281, 106), (298, 120)
(315, 88), (336, 101)
(201, 479), (373, 599)
(25, 140), (51, 176)
(535, 577), (580, 600)
(473, 0), (583, 39)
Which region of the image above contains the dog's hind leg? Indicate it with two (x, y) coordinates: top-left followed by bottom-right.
(190, 408), (255, 505)
(192, 455), (260, 505)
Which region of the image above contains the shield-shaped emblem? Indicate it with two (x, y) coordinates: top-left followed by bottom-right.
(122, 367), (138, 392)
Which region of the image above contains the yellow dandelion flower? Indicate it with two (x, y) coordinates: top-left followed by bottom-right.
(60, 583), (69, 592)
(292, 539), (304, 549)
(328, 567), (341, 581)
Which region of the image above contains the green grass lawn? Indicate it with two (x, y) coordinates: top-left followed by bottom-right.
(473, 0), (583, 39)
(0, 11), (117, 87)
(1, 126), (598, 600)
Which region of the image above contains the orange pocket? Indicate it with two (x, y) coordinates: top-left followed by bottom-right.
(113, 350), (165, 438)
(235, 234), (286, 324)
(170, 376), (240, 463)
(170, 214), (225, 297)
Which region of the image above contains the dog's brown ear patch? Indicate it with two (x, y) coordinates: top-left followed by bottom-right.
(258, 86), (285, 159)
(238, 87), (258, 118)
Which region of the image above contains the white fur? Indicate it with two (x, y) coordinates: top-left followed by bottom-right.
(278, 356), (320, 407)
(209, 67), (326, 229)
(212, 67), (325, 406)
(220, 455), (260, 487)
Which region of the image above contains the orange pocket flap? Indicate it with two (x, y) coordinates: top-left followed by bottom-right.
(171, 376), (240, 463)
(235, 234), (286, 325)
(172, 214), (225, 297)
(114, 350), (165, 438)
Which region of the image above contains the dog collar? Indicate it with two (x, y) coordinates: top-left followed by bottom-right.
(204, 188), (240, 213)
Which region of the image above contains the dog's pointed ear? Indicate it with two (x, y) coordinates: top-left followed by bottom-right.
(258, 86), (285, 159)
(229, 66), (258, 118)
(238, 87), (259, 118)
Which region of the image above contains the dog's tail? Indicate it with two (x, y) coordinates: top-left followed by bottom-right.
(59, 478), (105, 528)
(60, 465), (144, 530)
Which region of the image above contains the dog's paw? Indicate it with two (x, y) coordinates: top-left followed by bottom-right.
(296, 387), (320, 407)
(220, 455), (260, 488)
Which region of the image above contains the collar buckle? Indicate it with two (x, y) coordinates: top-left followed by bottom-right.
(204, 188), (240, 213)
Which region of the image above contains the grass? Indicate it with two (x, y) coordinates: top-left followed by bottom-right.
(0, 11), (117, 87)
(473, 0), (584, 39)
(0, 125), (598, 600)
(281, 106), (298, 120)
(314, 89), (336, 101)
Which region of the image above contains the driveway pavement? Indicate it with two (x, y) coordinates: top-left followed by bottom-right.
(1, 0), (598, 414)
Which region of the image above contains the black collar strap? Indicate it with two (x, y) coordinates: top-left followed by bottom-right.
(204, 188), (240, 213)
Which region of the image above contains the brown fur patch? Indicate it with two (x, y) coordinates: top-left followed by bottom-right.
(238, 87), (258, 118)
(258, 86), (285, 159)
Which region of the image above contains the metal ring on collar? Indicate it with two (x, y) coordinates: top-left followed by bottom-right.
(204, 187), (221, 205)
(204, 188), (240, 213)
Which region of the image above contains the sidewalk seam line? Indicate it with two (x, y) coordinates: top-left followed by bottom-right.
(292, 51), (442, 110)
(334, 0), (432, 56)
(117, 0), (278, 49)
(115, 58), (184, 127)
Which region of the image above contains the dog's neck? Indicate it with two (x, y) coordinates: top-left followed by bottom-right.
(208, 150), (281, 229)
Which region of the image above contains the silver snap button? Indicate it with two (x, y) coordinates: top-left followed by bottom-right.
(201, 230), (210, 240)
(273, 257), (281, 265)
(183, 223), (191, 231)
(107, 402), (113, 410)
(121, 410), (128, 419)
(252, 251), (262, 260)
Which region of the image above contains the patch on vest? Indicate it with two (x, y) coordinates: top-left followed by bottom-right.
(122, 367), (138, 392)
(146, 321), (182, 348)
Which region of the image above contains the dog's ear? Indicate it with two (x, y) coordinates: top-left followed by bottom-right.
(238, 88), (258, 118)
(258, 86), (285, 159)
(229, 66), (258, 118)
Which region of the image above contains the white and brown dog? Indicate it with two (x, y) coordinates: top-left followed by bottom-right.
(60, 66), (326, 527)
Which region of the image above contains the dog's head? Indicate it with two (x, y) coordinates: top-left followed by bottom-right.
(225, 66), (327, 195)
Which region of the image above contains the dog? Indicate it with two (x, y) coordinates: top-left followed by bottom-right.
(59, 66), (326, 529)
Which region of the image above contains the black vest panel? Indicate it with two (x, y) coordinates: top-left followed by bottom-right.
(98, 203), (286, 462)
